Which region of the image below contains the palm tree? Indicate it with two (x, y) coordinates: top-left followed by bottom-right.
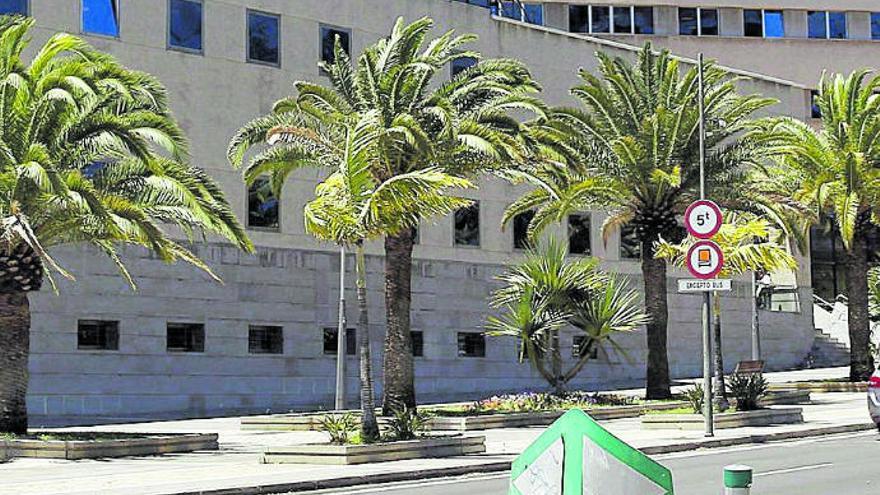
(504, 44), (775, 398)
(752, 70), (880, 381)
(265, 112), (472, 441)
(0, 17), (252, 434)
(655, 212), (796, 405)
(228, 17), (544, 414)
(487, 241), (648, 394)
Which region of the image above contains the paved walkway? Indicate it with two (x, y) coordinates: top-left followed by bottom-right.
(0, 367), (867, 495)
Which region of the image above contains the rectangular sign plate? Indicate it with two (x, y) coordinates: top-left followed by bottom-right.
(678, 279), (731, 292)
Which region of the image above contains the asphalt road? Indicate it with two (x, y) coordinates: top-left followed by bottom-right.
(294, 432), (880, 494)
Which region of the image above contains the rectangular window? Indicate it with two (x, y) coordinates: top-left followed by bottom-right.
(457, 332), (486, 358)
(810, 89), (821, 119)
(247, 176), (279, 230)
(513, 210), (535, 250)
(77, 320), (119, 350)
(743, 9), (763, 37)
(808, 11), (826, 39)
(247, 10), (280, 66)
(167, 323), (205, 353)
(523, 3), (543, 25)
(678, 8), (698, 36)
(872, 13), (880, 40)
(613, 6), (632, 34)
(454, 202), (480, 247)
(168, 0), (202, 52)
(248, 325), (283, 354)
(82, 0), (119, 37)
(680, 8), (717, 36)
(411, 331), (424, 357)
(320, 25), (351, 66)
(572, 335), (599, 359)
(700, 9), (718, 36)
(569, 5), (589, 33)
(620, 224), (641, 259)
(0, 0), (27, 15)
(323, 327), (356, 356)
(591, 6), (610, 34)
(828, 12), (847, 39)
(763, 10), (784, 38)
(451, 55), (477, 77)
(633, 7), (654, 34)
(568, 213), (591, 255)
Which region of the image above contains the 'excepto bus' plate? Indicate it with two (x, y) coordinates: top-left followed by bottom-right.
(678, 279), (731, 292)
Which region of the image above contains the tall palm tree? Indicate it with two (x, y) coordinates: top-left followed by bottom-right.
(265, 112), (472, 441)
(655, 212), (796, 405)
(0, 17), (252, 434)
(504, 44), (775, 398)
(228, 17), (544, 414)
(753, 70), (880, 381)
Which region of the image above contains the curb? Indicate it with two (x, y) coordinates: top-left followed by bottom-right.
(170, 423), (876, 495)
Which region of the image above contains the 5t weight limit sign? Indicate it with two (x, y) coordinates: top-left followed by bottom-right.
(685, 200), (722, 239)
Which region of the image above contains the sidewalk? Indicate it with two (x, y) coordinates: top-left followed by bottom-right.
(0, 388), (872, 495)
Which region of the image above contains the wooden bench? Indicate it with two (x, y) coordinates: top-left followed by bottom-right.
(733, 360), (765, 376)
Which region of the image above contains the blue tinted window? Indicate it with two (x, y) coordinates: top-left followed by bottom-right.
(248, 177), (279, 229)
(613, 6), (631, 34)
(248, 11), (279, 65)
(872, 13), (880, 40)
(700, 9), (718, 36)
(634, 7), (654, 34)
(320, 26), (350, 65)
(169, 0), (202, 51)
(808, 11), (826, 39)
(0, 0), (27, 15)
(679, 8), (698, 36)
(829, 12), (847, 39)
(591, 6), (610, 33)
(451, 56), (476, 77)
(82, 0), (119, 37)
(810, 90), (821, 119)
(501, 1), (518, 19)
(523, 3), (543, 25)
(763, 10), (784, 38)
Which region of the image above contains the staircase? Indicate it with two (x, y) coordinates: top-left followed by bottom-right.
(807, 328), (851, 368)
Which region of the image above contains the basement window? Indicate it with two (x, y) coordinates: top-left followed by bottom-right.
(77, 320), (119, 351)
(323, 327), (356, 356)
(248, 325), (283, 354)
(167, 323), (205, 353)
(457, 332), (486, 358)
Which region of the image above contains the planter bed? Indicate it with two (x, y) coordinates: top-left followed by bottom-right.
(241, 412), (388, 432)
(262, 435), (485, 465)
(0, 432), (218, 460)
(641, 408), (804, 430)
(758, 389), (811, 405)
(769, 382), (867, 393)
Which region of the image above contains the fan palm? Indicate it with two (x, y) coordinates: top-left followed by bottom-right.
(0, 17), (252, 433)
(655, 212), (796, 405)
(504, 44), (775, 398)
(751, 70), (880, 381)
(228, 17), (544, 414)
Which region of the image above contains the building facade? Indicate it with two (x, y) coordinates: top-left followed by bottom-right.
(12, 0), (858, 424)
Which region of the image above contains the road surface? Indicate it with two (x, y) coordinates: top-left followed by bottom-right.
(294, 432), (880, 494)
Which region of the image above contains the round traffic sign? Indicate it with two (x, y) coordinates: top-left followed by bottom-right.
(686, 240), (724, 280)
(685, 200), (723, 239)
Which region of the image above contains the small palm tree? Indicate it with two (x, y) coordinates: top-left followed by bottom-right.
(655, 213), (796, 405)
(504, 44), (775, 398)
(752, 70), (880, 381)
(0, 17), (252, 433)
(487, 241), (648, 394)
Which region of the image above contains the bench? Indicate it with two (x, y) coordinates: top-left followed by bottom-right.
(733, 360), (765, 376)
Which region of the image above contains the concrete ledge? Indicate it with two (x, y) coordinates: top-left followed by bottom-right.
(641, 408), (804, 430)
(262, 435), (486, 465)
(759, 390), (811, 405)
(0, 433), (218, 460)
(770, 382), (868, 393)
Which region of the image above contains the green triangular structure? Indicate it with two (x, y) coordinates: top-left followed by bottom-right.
(509, 409), (674, 495)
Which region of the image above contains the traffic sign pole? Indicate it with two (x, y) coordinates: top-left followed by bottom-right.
(697, 53), (714, 438)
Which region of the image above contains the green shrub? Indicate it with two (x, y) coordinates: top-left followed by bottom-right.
(728, 373), (768, 411)
(684, 384), (704, 414)
(318, 413), (358, 445)
(385, 407), (431, 441)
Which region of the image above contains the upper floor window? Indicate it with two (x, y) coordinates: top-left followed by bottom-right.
(451, 55), (477, 78)
(809, 11), (846, 40)
(247, 10), (280, 66)
(169, 0), (202, 52)
(591, 5), (610, 33)
(872, 13), (880, 40)
(501, 1), (543, 25)
(568, 213), (591, 255)
(633, 7), (654, 34)
(745, 9), (783, 38)
(248, 325), (283, 354)
(679, 8), (718, 36)
(247, 176), (279, 230)
(569, 5), (589, 33)
(77, 320), (119, 351)
(82, 0), (119, 37)
(0, 0), (27, 15)
(513, 210), (535, 250)
(167, 322), (205, 353)
(454, 202), (480, 247)
(320, 25), (351, 65)
(454, 0), (490, 7)
(569, 5), (649, 35)
(323, 327), (356, 356)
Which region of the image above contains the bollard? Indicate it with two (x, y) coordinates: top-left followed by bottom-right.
(723, 465), (752, 494)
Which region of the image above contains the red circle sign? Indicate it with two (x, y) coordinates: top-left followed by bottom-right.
(685, 200), (723, 239)
(686, 240), (724, 280)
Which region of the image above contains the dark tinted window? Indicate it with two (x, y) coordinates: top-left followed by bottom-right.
(829, 11), (847, 39)
(569, 5), (589, 33)
(454, 202), (480, 247)
(247, 10), (279, 65)
(457, 332), (485, 357)
(167, 323), (205, 353)
(743, 9), (763, 37)
(0, 0), (27, 15)
(613, 6), (631, 34)
(248, 177), (279, 230)
(620, 224), (641, 259)
(679, 8), (698, 36)
(320, 25), (350, 65)
(591, 6), (610, 33)
(169, 0), (202, 51)
(700, 9), (718, 36)
(501, 1), (518, 19)
(513, 210), (535, 250)
(872, 13), (880, 40)
(568, 214), (591, 255)
(78, 320), (119, 350)
(248, 325), (283, 354)
(411, 331), (424, 357)
(323, 328), (356, 355)
(572, 335), (598, 359)
(810, 89), (821, 119)
(808, 11), (827, 39)
(451, 56), (477, 77)
(634, 7), (654, 34)
(82, 0), (119, 37)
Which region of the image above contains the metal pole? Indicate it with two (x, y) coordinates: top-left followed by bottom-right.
(334, 245), (347, 411)
(723, 465), (753, 495)
(698, 53), (714, 437)
(751, 271), (762, 361)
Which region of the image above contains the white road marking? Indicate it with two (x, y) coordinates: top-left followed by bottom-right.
(755, 463), (833, 477)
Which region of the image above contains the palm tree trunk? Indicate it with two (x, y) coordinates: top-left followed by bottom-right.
(551, 329), (563, 395)
(0, 291), (30, 434)
(845, 233), (874, 381)
(642, 238), (672, 399)
(382, 230), (416, 415)
(354, 243), (380, 442)
(712, 292), (728, 410)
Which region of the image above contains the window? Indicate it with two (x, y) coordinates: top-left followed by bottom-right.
(320, 25), (351, 66)
(700, 9), (718, 36)
(513, 210), (535, 250)
(763, 10), (784, 38)
(591, 6), (610, 33)
(569, 5), (589, 33)
(411, 331), (424, 357)
(501, 2), (543, 25)
(451, 56), (477, 77)
(809, 11), (846, 39)
(570, 6), (647, 35)
(0, 0), (27, 15)
(82, 0), (119, 37)
(743, 9), (763, 37)
(457, 332), (486, 358)
(454, 202), (480, 247)
(454, 0), (490, 7)
(680, 8), (717, 36)
(248, 325), (283, 354)
(411, 225), (420, 245)
(323, 327), (356, 356)
(678, 8), (698, 36)
(633, 7), (654, 34)
(828, 12), (847, 39)
(572, 335), (599, 359)
(247, 10), (279, 66)
(872, 13), (880, 40)
(168, 0), (202, 52)
(568, 213), (591, 255)
(810, 89), (821, 119)
(247, 176), (279, 230)
(77, 320), (119, 350)
(613, 6), (632, 34)
(620, 224), (641, 259)
(744, 9), (783, 38)
(166, 323), (205, 353)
